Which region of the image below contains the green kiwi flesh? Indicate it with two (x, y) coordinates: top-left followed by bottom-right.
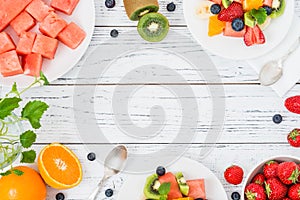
(130, 5), (159, 21)
(143, 174), (161, 199)
(137, 13), (169, 42)
(175, 172), (189, 196)
(222, 0), (233, 8)
(270, 0), (286, 18)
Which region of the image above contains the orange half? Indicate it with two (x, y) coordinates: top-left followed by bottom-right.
(38, 143), (83, 189)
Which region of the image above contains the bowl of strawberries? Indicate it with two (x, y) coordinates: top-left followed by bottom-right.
(243, 156), (300, 200)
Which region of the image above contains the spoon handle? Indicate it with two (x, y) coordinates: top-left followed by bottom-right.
(88, 177), (107, 200)
(281, 37), (300, 63)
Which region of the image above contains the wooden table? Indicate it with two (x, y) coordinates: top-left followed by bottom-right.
(3, 0), (300, 199)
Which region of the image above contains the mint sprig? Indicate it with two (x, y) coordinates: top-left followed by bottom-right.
(250, 8), (267, 25)
(158, 182), (171, 200)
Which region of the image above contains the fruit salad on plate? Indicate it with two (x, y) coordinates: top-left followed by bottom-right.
(197, 0), (286, 46)
(143, 166), (206, 200)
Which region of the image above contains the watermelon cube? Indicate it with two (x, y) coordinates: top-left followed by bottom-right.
(223, 22), (246, 37)
(0, 32), (16, 54)
(0, 50), (23, 77)
(16, 32), (37, 55)
(159, 172), (183, 200)
(263, 0), (273, 7)
(0, 0), (33, 31)
(50, 0), (80, 15)
(32, 34), (58, 59)
(25, 0), (54, 22)
(57, 22), (86, 49)
(22, 53), (43, 76)
(10, 11), (36, 35)
(186, 179), (206, 199)
(39, 12), (67, 38)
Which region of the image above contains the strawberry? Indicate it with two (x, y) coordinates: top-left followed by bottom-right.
(218, 2), (244, 22)
(224, 165), (244, 185)
(245, 183), (267, 200)
(244, 25), (265, 46)
(277, 162), (300, 185)
(288, 129), (300, 147)
(283, 198), (292, 200)
(252, 173), (265, 186)
(288, 184), (300, 200)
(263, 161), (279, 179)
(285, 96), (300, 114)
(265, 178), (288, 200)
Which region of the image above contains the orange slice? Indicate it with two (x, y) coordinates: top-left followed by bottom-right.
(243, 0), (263, 11)
(38, 143), (83, 189)
(208, 15), (226, 37)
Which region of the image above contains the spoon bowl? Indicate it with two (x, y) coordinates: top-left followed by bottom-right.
(259, 60), (283, 86)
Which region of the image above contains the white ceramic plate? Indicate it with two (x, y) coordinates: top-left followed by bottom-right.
(0, 0), (95, 86)
(183, 0), (294, 60)
(117, 157), (227, 199)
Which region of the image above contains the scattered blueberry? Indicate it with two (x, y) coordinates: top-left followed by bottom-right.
(87, 152), (96, 161)
(110, 29), (119, 38)
(231, 18), (244, 32)
(56, 193), (65, 200)
(105, 0), (115, 8)
(210, 4), (221, 14)
(105, 189), (114, 197)
(156, 166), (166, 176)
(231, 192), (241, 200)
(167, 2), (176, 12)
(273, 114), (283, 124)
(195, 198), (204, 200)
(263, 5), (272, 15)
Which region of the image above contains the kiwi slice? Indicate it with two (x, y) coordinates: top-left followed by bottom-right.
(270, 0), (286, 18)
(222, 0), (233, 8)
(123, 0), (159, 21)
(175, 172), (189, 196)
(137, 12), (169, 42)
(143, 174), (161, 199)
(244, 12), (256, 28)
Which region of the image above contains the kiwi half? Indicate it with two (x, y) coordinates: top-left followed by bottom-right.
(123, 0), (159, 21)
(175, 172), (189, 196)
(143, 174), (161, 199)
(137, 12), (169, 42)
(270, 0), (286, 18)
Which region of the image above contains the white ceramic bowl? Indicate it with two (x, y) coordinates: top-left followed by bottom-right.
(242, 155), (300, 200)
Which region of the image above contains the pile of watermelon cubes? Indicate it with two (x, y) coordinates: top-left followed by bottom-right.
(0, 0), (86, 77)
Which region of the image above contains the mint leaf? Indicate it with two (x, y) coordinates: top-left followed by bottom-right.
(0, 97), (21, 119)
(158, 182), (171, 195)
(250, 8), (267, 25)
(40, 72), (49, 85)
(21, 100), (49, 129)
(12, 169), (24, 176)
(0, 170), (12, 176)
(20, 130), (36, 148)
(21, 150), (36, 163)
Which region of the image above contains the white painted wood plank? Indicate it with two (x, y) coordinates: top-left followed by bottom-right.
(2, 85), (298, 144)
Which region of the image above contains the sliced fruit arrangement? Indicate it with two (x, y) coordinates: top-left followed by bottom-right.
(197, 0), (286, 46)
(0, 0), (86, 78)
(143, 166), (206, 200)
(245, 160), (300, 200)
(123, 0), (170, 42)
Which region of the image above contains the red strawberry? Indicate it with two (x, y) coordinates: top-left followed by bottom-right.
(288, 184), (300, 200)
(244, 25), (265, 46)
(283, 198), (292, 200)
(288, 129), (300, 147)
(218, 2), (244, 22)
(277, 162), (300, 185)
(263, 161), (279, 179)
(265, 178), (288, 200)
(252, 173), (265, 186)
(224, 165), (244, 185)
(285, 96), (300, 114)
(245, 183), (267, 200)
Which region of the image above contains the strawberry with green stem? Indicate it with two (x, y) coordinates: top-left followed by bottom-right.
(263, 161), (279, 179)
(245, 183), (266, 200)
(252, 173), (265, 186)
(265, 178), (287, 200)
(288, 129), (300, 147)
(277, 162), (300, 185)
(288, 183), (300, 200)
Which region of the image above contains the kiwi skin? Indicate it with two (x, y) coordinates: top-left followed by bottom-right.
(123, 0), (159, 21)
(143, 174), (161, 199)
(137, 12), (170, 42)
(270, 0), (286, 18)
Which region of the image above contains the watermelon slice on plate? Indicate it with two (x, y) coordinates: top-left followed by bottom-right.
(159, 172), (183, 200)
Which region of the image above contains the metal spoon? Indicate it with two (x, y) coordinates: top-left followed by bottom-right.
(259, 37), (300, 86)
(88, 145), (128, 200)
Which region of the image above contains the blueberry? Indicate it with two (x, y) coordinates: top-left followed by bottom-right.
(167, 2), (176, 12)
(87, 152), (96, 161)
(210, 4), (221, 14)
(110, 29), (119, 38)
(263, 6), (272, 15)
(195, 199), (204, 200)
(56, 193), (65, 200)
(105, 0), (115, 8)
(156, 166), (166, 176)
(231, 18), (244, 32)
(231, 192), (241, 200)
(105, 189), (114, 197)
(273, 114), (283, 124)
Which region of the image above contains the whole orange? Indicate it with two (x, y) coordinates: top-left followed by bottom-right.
(0, 166), (47, 200)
